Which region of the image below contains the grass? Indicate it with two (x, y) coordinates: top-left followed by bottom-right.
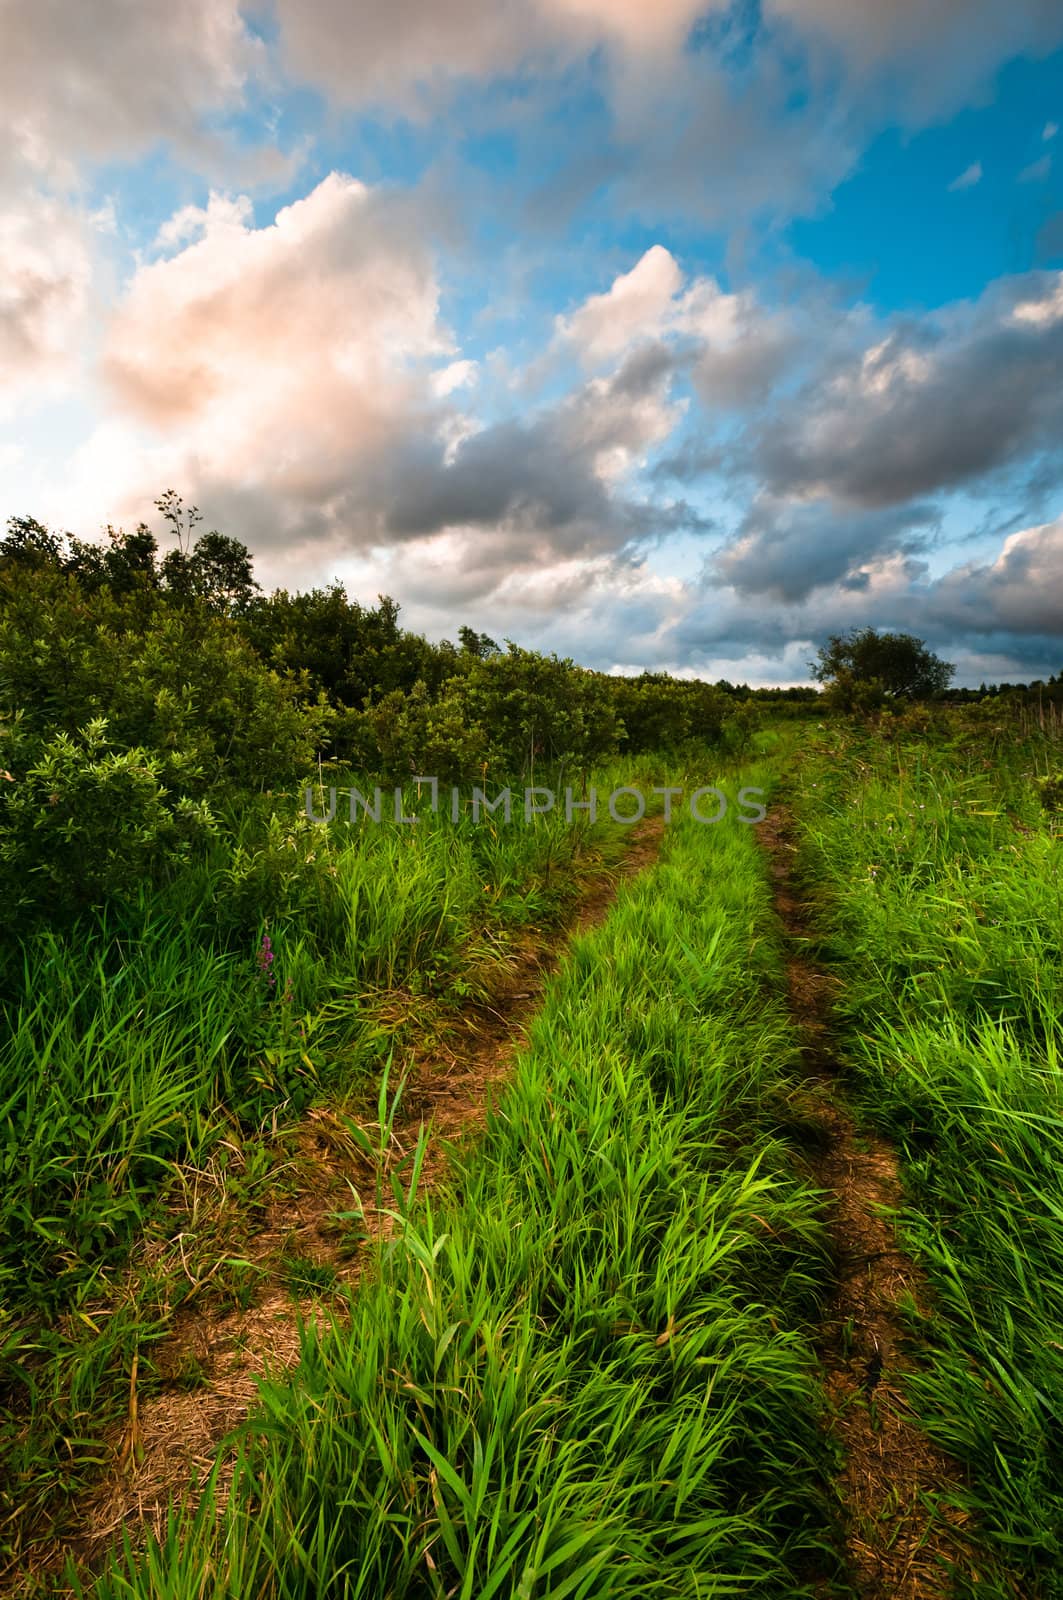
(30, 717), (1063, 1595)
(77, 768), (839, 1598)
(791, 714), (1063, 1597)
(0, 765), (628, 1582)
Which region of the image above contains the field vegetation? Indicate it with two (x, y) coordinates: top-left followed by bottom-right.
(2, 505), (1062, 1596)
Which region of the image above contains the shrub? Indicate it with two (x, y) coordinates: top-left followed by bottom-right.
(0, 717), (217, 922)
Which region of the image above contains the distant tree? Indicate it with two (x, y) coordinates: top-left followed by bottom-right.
(811, 628), (954, 706)
(187, 531), (259, 614)
(0, 515), (65, 569)
(458, 625), (500, 659)
(66, 523), (161, 594)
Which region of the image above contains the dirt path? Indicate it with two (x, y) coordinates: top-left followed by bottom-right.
(759, 805), (979, 1599)
(27, 817), (665, 1596)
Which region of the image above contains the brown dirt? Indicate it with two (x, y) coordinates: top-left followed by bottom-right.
(19, 817), (665, 1596)
(759, 807), (978, 1599)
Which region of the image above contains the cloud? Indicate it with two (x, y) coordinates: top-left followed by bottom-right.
(555, 244), (797, 403)
(381, 339), (690, 550)
(272, 0), (719, 115)
(271, 0), (1063, 136)
(103, 174), (449, 439)
(430, 359), (479, 397)
(80, 181), (704, 589)
(76, 175), (452, 548)
(0, 0), (268, 190)
(0, 191), (95, 406)
(713, 495), (939, 602)
(1019, 154), (1053, 183)
(948, 161), (982, 191)
(1036, 210), (1063, 259)
(733, 272), (1063, 509)
(555, 245), (684, 365)
(1045, 121), (1059, 140)
(594, 50), (861, 230)
(929, 515), (1063, 636)
(762, 0), (1063, 121)
(384, 515), (1063, 683)
(664, 514), (1063, 683)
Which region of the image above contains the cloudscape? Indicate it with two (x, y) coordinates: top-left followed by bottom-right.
(3, 0), (1062, 685)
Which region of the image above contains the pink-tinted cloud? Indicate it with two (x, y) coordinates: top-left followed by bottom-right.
(0, 191), (95, 406)
(1, 0), (265, 190)
(100, 176), (453, 515)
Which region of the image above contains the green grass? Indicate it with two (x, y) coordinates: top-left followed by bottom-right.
(79, 769), (838, 1599)
(0, 765), (629, 1581)
(791, 714), (1063, 1597)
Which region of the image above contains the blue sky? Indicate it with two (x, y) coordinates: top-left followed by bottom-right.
(2, 0), (1062, 684)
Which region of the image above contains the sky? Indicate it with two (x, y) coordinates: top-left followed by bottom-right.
(2, 0), (1063, 687)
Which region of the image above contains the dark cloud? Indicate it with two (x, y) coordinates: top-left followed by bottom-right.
(651, 440), (726, 483)
(712, 496), (940, 601)
(382, 343), (696, 560)
(1036, 211), (1063, 261)
(738, 275), (1063, 508)
(927, 517), (1063, 637)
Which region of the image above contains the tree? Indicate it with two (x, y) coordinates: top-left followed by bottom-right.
(66, 523), (161, 594)
(811, 628), (954, 705)
(187, 531), (259, 613)
(458, 625), (500, 659)
(0, 515), (65, 569)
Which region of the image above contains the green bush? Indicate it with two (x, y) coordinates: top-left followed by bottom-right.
(0, 717), (217, 921)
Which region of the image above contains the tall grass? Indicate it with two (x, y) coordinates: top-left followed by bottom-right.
(83, 771), (837, 1599)
(792, 718), (1063, 1596)
(0, 771), (616, 1579)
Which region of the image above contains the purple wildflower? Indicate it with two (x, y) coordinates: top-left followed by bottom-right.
(257, 931), (276, 992)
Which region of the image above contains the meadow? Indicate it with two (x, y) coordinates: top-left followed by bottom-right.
(3, 712), (1058, 1597)
(79, 763), (841, 1599)
(3, 524), (1063, 1596)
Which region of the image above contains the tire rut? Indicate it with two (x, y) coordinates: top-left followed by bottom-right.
(25, 817), (666, 1596)
(760, 805), (980, 1600)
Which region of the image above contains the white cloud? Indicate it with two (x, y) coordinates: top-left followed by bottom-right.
(930, 516), (1063, 636)
(430, 358), (480, 397)
(555, 245), (684, 364)
(104, 173), (452, 439)
(948, 161), (982, 191)
(152, 194), (255, 254)
(53, 185), (700, 582)
(273, 0), (720, 113)
(1019, 154), (1053, 182)
(0, 191), (94, 407)
(60, 174), (462, 547)
(556, 245), (798, 408)
(537, 0), (711, 54)
(1011, 277), (1063, 325)
(1044, 121), (1059, 140)
(0, 0), (265, 189)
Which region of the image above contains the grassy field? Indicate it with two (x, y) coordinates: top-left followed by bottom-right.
(3, 716), (1062, 1596)
(792, 717), (1063, 1596)
(79, 763), (840, 1599)
(0, 769), (621, 1582)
